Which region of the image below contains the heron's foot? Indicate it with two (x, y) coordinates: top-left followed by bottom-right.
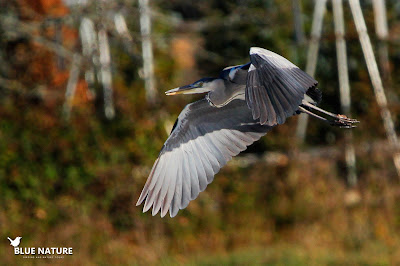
(329, 114), (359, 128)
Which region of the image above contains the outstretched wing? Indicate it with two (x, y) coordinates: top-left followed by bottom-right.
(245, 47), (318, 126)
(136, 99), (272, 217)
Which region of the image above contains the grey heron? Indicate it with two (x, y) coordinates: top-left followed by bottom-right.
(136, 47), (358, 218)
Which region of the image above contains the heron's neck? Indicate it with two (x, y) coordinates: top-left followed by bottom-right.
(207, 80), (245, 107)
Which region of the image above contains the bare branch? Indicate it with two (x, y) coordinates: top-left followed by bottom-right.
(63, 54), (83, 120)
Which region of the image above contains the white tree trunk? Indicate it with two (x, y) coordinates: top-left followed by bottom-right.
(98, 27), (115, 119)
(373, 0), (391, 84)
(349, 0), (400, 178)
(139, 0), (157, 104)
(333, 0), (357, 186)
(296, 0), (327, 142)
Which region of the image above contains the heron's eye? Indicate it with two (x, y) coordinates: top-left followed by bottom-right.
(196, 82), (203, 87)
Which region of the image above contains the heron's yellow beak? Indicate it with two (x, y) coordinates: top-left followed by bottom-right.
(165, 84), (197, 96)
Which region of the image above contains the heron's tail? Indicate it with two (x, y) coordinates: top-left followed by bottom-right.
(7, 237), (12, 244)
(306, 87), (322, 105)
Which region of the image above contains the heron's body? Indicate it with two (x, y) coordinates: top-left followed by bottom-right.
(136, 47), (358, 217)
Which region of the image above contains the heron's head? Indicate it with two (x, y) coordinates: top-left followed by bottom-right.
(165, 77), (222, 95)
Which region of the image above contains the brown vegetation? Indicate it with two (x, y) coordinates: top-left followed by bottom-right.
(1, 0), (400, 264)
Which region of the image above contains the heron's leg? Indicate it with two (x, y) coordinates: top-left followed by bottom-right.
(301, 101), (359, 123)
(298, 106), (329, 123)
(299, 104), (359, 128)
(302, 101), (347, 119)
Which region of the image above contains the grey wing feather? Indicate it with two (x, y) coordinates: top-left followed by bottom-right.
(136, 98), (272, 217)
(246, 47), (318, 126)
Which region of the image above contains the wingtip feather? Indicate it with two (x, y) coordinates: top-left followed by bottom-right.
(161, 205), (169, 218)
(136, 190), (147, 206)
(143, 198), (153, 213)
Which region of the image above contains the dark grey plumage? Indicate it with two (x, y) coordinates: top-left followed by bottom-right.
(245, 48), (318, 125)
(136, 47), (358, 217)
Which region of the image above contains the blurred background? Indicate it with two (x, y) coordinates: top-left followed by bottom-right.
(1, 0), (400, 264)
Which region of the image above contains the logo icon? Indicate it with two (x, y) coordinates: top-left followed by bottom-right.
(7, 237), (22, 247)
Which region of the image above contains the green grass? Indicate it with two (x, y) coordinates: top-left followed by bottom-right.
(160, 243), (391, 266)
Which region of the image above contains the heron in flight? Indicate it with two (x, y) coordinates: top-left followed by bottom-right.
(136, 47), (358, 217)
